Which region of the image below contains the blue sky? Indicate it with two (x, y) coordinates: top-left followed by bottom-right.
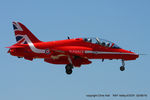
(0, 0), (150, 100)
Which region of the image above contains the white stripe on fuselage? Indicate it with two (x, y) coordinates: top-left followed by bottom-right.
(85, 51), (134, 55)
(24, 35), (46, 53)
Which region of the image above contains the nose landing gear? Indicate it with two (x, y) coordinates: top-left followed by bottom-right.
(65, 64), (73, 75)
(120, 60), (125, 71)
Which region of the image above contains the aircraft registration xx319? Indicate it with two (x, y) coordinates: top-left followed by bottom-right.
(6, 22), (139, 74)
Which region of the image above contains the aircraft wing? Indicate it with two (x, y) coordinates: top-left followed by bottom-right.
(45, 46), (92, 67)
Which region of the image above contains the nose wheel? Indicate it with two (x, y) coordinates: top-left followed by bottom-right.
(120, 60), (125, 71)
(65, 64), (73, 75)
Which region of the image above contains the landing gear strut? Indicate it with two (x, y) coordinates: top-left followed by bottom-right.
(120, 60), (125, 71)
(65, 64), (73, 75)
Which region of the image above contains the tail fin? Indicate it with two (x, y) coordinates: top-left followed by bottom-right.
(12, 22), (41, 44)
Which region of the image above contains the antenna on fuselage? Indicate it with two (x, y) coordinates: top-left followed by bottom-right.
(67, 36), (70, 39)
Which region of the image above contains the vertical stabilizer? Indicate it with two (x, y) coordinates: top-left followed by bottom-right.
(12, 22), (41, 44)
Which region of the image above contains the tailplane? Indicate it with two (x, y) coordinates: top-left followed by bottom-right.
(12, 22), (41, 44)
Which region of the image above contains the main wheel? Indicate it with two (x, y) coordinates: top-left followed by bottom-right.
(66, 69), (72, 75)
(65, 64), (72, 70)
(120, 66), (125, 71)
(65, 64), (73, 75)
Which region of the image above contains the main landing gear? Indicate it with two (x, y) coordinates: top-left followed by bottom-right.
(120, 60), (125, 71)
(65, 64), (73, 75)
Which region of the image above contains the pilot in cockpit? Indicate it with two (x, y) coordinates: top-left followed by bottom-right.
(106, 43), (110, 47)
(101, 42), (106, 46)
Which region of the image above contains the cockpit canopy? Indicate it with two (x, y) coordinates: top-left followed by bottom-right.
(83, 37), (121, 49)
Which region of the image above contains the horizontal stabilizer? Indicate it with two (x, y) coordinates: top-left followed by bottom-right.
(5, 45), (24, 49)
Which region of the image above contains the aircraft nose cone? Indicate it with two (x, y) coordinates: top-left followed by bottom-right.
(121, 49), (139, 60)
(133, 53), (139, 59)
(128, 51), (139, 60)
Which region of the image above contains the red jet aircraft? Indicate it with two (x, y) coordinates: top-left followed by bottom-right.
(7, 22), (139, 74)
